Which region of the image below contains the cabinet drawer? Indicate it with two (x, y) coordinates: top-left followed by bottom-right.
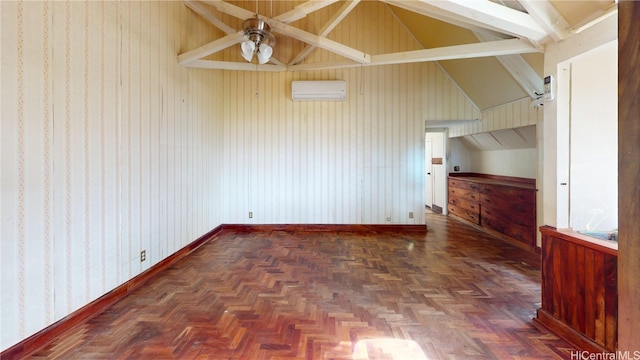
(448, 196), (479, 213)
(448, 186), (479, 203)
(480, 184), (535, 204)
(448, 204), (480, 225)
(449, 178), (481, 192)
(481, 204), (534, 227)
(481, 214), (535, 246)
(480, 194), (535, 226)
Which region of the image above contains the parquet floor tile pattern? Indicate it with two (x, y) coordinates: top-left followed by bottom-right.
(31, 212), (575, 359)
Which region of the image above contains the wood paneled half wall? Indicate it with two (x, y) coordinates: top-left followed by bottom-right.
(535, 226), (618, 352)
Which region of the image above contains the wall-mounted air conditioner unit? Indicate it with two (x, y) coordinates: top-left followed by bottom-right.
(291, 80), (346, 101)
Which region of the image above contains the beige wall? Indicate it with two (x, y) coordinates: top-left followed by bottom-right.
(466, 149), (537, 178)
(216, 63), (479, 225)
(1, 1), (479, 351)
(1, 0), (224, 350)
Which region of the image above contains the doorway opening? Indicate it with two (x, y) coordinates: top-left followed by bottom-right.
(425, 130), (447, 214)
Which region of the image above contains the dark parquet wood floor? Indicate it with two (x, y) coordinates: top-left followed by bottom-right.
(30, 212), (576, 359)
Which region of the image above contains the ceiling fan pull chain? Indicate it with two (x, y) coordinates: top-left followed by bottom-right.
(255, 63), (259, 98)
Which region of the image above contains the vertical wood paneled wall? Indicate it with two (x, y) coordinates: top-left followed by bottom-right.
(1, 1), (479, 351)
(448, 98), (542, 138)
(1, 1), (224, 350)
(214, 1), (480, 225)
(537, 227), (618, 352)
(217, 63), (478, 225)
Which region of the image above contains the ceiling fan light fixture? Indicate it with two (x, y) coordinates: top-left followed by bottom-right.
(241, 15), (274, 64)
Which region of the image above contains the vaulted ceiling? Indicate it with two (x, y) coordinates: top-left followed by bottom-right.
(180, 0), (617, 110)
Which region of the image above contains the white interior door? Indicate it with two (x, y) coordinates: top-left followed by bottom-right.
(425, 137), (433, 208)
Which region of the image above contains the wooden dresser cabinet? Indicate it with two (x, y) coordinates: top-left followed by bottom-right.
(448, 173), (536, 249)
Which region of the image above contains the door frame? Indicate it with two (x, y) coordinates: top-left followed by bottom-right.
(425, 138), (433, 208)
(425, 128), (448, 214)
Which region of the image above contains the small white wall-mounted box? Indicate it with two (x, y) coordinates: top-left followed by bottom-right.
(544, 75), (555, 101)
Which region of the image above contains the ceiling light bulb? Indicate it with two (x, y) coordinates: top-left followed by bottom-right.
(241, 40), (255, 62)
(257, 43), (272, 64)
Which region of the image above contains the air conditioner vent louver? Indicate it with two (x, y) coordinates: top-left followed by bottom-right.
(291, 80), (346, 101)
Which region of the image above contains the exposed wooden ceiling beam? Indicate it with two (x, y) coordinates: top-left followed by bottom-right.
(569, 5), (618, 34)
(382, 0), (492, 34)
(177, 32), (244, 65)
(495, 53), (543, 98)
(183, 37), (541, 71)
(201, 0), (254, 21)
(290, 0), (361, 65)
(266, 56), (286, 66)
(274, 0), (339, 23)
(181, 0), (291, 66)
(419, 0), (549, 42)
(202, 0), (349, 26)
(474, 31), (543, 99)
(182, 59), (287, 72)
(183, 0), (235, 35)
(317, 0), (361, 37)
(202, 0), (370, 64)
(270, 20), (370, 63)
(518, 0), (571, 41)
(371, 38), (540, 66)
(290, 39), (540, 71)
(381, 0), (549, 43)
(180, 0), (542, 72)
(288, 59), (359, 72)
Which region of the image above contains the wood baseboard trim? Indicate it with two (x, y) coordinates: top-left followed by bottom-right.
(534, 309), (611, 353)
(222, 224), (427, 232)
(1, 225), (225, 360)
